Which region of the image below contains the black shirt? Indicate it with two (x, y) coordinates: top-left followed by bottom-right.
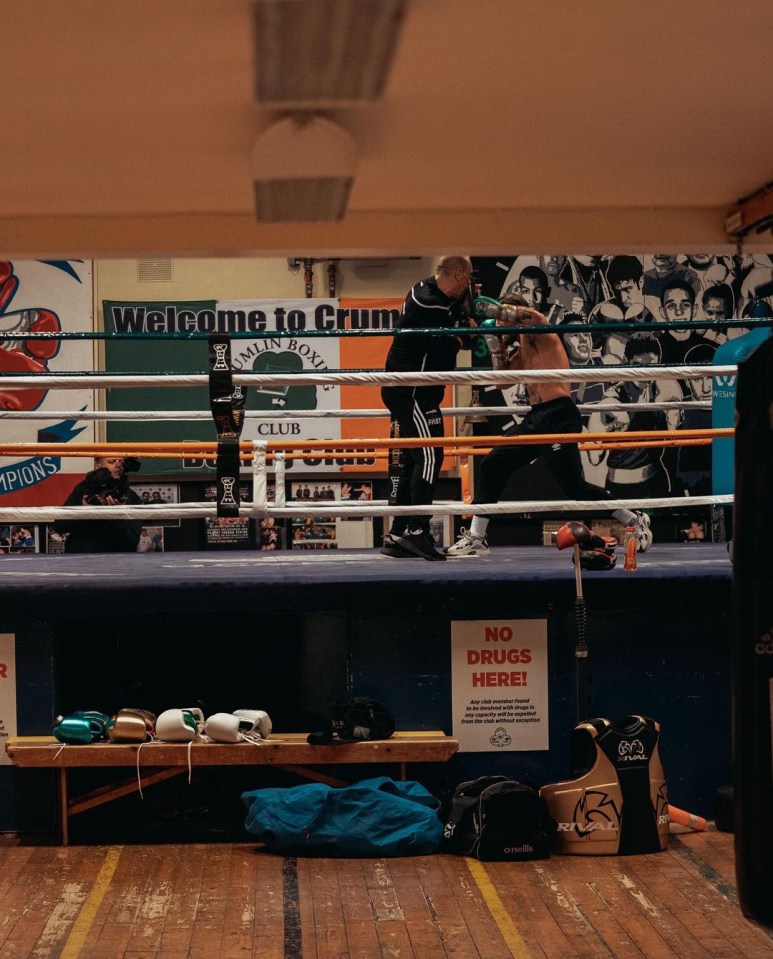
(55, 483), (143, 553)
(385, 276), (467, 374)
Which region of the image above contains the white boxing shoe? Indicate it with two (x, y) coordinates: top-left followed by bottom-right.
(445, 529), (491, 558)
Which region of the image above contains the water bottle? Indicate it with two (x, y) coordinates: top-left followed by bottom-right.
(623, 526), (637, 571)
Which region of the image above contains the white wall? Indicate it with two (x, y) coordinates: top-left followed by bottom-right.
(94, 256), (439, 318)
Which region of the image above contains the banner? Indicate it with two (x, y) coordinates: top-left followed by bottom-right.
(1, 260), (94, 505)
(103, 298), (217, 473)
(0, 633), (17, 765)
(451, 619), (549, 752)
(102, 297), (403, 476)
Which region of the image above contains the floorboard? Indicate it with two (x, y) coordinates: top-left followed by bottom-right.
(1, 829), (771, 959)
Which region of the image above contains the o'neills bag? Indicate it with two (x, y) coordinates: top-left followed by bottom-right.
(443, 776), (553, 861)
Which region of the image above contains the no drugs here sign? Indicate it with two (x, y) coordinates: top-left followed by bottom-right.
(451, 620), (548, 752)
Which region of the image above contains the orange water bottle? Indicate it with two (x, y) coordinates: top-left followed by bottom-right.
(623, 526), (637, 571)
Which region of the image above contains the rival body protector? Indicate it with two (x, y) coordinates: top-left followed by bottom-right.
(540, 715), (668, 855)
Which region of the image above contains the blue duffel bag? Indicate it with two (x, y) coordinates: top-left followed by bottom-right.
(242, 776), (444, 856)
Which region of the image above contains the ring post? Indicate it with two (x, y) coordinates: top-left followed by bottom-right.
(251, 441), (268, 517)
(273, 452), (286, 507)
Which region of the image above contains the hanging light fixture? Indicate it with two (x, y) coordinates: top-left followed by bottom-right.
(251, 114), (358, 222)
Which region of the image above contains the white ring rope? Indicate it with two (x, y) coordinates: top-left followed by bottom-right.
(0, 401), (711, 421)
(0, 365), (738, 390)
(0, 494), (733, 525)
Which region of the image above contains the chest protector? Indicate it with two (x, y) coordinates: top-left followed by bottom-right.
(540, 715), (668, 855)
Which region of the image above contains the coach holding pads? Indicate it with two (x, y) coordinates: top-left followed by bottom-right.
(380, 256), (475, 561)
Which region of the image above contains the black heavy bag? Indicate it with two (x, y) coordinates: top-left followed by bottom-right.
(733, 334), (773, 926)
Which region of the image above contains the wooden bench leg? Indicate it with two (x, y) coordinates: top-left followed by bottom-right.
(58, 767), (68, 846)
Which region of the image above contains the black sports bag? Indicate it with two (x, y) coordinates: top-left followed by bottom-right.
(444, 775), (553, 861)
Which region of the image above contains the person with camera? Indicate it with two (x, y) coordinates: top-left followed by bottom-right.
(54, 456), (143, 553)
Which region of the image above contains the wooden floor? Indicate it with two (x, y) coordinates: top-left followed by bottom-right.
(1, 828), (772, 959)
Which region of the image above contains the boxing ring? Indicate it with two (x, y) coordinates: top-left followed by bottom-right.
(0, 316), (764, 836)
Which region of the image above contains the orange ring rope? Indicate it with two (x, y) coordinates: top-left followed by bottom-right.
(0, 427), (734, 461)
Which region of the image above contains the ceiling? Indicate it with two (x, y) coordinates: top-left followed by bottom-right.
(1, 0), (772, 260)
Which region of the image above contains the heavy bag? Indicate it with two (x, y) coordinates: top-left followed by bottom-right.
(732, 334), (773, 926)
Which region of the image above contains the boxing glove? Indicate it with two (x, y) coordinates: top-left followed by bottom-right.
(22, 308), (61, 361)
(0, 261), (18, 312)
(156, 708), (200, 742)
(204, 712), (242, 743)
(473, 296), (503, 320)
(181, 707), (205, 733)
(576, 546), (618, 571)
(556, 521), (608, 551)
(106, 708), (156, 743)
(601, 409), (630, 432)
(233, 708), (272, 739)
(53, 710), (110, 744)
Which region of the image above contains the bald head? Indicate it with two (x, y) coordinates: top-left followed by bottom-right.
(434, 255), (473, 298)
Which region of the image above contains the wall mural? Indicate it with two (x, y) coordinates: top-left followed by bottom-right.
(470, 254), (773, 498)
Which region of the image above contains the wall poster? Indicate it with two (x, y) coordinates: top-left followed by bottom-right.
(451, 619), (548, 752)
(0, 633), (17, 766)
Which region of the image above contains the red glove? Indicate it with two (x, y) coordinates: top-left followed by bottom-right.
(0, 262), (18, 313)
(556, 521), (607, 551)
(0, 347), (49, 410)
(23, 308), (61, 360)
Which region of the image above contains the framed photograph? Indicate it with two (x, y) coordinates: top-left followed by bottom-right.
(290, 481), (338, 503)
(133, 483), (181, 527)
(289, 480), (374, 550)
(45, 526), (67, 555)
(291, 518), (337, 549)
(137, 526), (165, 553)
(340, 481), (373, 503)
(1, 525), (39, 555)
(258, 516), (285, 551)
(429, 512), (454, 551)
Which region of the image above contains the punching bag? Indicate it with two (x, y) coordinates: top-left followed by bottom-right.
(712, 326), (771, 494)
(733, 334), (773, 926)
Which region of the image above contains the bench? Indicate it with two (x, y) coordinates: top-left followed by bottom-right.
(5, 731), (459, 845)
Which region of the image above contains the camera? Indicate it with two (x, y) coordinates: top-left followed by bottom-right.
(81, 457), (141, 505)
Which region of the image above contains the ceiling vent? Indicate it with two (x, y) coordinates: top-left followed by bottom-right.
(253, 0), (407, 107)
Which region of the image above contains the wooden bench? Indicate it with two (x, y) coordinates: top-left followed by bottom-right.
(5, 731), (459, 845)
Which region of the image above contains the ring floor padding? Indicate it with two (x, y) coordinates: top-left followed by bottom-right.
(0, 542), (730, 619)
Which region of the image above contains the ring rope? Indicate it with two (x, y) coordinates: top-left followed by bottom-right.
(0, 401), (712, 421)
(0, 365), (738, 390)
(0, 494), (734, 526)
(2, 317), (769, 341)
(0, 428), (734, 461)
